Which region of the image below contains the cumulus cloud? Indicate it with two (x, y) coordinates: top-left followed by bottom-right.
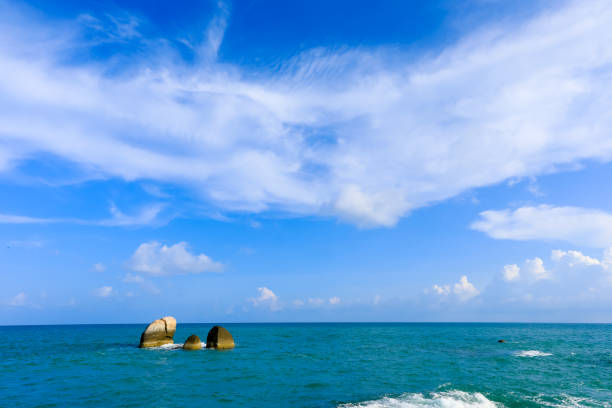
(551, 249), (601, 266)
(249, 287), (280, 311)
(329, 296), (341, 305)
(525, 257), (549, 280)
(503, 264), (520, 281)
(93, 286), (113, 298)
(471, 205), (612, 247)
(127, 241), (223, 276)
(453, 276), (480, 301)
(498, 249), (609, 285)
(432, 284), (450, 295)
(432, 276), (479, 302)
(484, 248), (612, 313)
(2, 1), (612, 226)
(8, 292), (26, 306)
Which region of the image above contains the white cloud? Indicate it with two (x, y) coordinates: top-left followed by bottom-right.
(525, 257), (549, 280)
(98, 203), (166, 227)
(0, 214), (56, 224)
(551, 249), (601, 267)
(0, 204), (165, 227)
(484, 247), (612, 311)
(453, 276), (479, 301)
(431, 276), (479, 302)
(93, 286), (113, 298)
(2, 1), (612, 226)
(93, 262), (106, 272)
(329, 296), (341, 305)
(503, 264), (520, 281)
(8, 292), (26, 306)
(292, 299), (305, 307)
(127, 241), (223, 276)
(249, 287), (280, 311)
(472, 205), (612, 248)
(432, 284), (450, 295)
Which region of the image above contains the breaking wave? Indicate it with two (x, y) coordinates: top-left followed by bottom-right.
(339, 390), (501, 407)
(515, 350), (553, 358)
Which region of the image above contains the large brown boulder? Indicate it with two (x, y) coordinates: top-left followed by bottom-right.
(183, 334), (202, 350)
(139, 316), (177, 348)
(206, 326), (234, 349)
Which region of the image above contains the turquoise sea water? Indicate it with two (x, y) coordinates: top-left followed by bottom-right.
(0, 323), (610, 407)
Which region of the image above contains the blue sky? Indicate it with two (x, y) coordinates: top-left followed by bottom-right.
(2, 0), (612, 324)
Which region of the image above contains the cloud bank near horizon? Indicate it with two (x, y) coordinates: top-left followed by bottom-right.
(2, 0), (612, 227)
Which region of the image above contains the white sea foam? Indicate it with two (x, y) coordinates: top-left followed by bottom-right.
(157, 343), (183, 350)
(151, 342), (207, 350)
(527, 394), (610, 408)
(515, 350), (553, 358)
(339, 390), (501, 407)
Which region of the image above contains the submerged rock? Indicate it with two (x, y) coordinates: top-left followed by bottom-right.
(206, 326), (235, 349)
(498, 339), (506, 343)
(183, 334), (202, 350)
(139, 316), (177, 348)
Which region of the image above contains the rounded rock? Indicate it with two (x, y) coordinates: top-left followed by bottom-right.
(139, 316), (177, 348)
(183, 334), (202, 350)
(206, 326), (235, 349)
(498, 339), (506, 343)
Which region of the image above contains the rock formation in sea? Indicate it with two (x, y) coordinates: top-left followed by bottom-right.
(139, 316), (177, 348)
(206, 326), (235, 349)
(183, 334), (202, 350)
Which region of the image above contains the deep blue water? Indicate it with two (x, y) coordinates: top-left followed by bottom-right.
(0, 323), (610, 407)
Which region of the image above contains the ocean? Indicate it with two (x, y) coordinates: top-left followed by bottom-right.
(0, 323), (610, 407)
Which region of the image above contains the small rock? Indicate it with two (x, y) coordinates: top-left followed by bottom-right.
(498, 339), (506, 343)
(206, 326), (235, 349)
(183, 334), (202, 350)
(139, 316), (177, 348)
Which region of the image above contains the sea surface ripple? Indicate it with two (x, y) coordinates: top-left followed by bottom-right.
(0, 323), (610, 407)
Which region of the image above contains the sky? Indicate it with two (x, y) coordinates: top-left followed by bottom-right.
(1, 0), (612, 324)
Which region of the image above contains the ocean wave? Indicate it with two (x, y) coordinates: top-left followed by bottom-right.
(526, 394), (610, 408)
(515, 350), (553, 357)
(339, 390), (500, 407)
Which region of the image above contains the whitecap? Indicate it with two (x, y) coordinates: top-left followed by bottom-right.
(526, 393), (609, 407)
(156, 343), (183, 350)
(339, 390), (501, 407)
(515, 350), (553, 358)
(148, 342), (208, 350)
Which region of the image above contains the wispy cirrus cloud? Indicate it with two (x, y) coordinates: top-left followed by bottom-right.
(0, 203), (166, 227)
(2, 1), (612, 227)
